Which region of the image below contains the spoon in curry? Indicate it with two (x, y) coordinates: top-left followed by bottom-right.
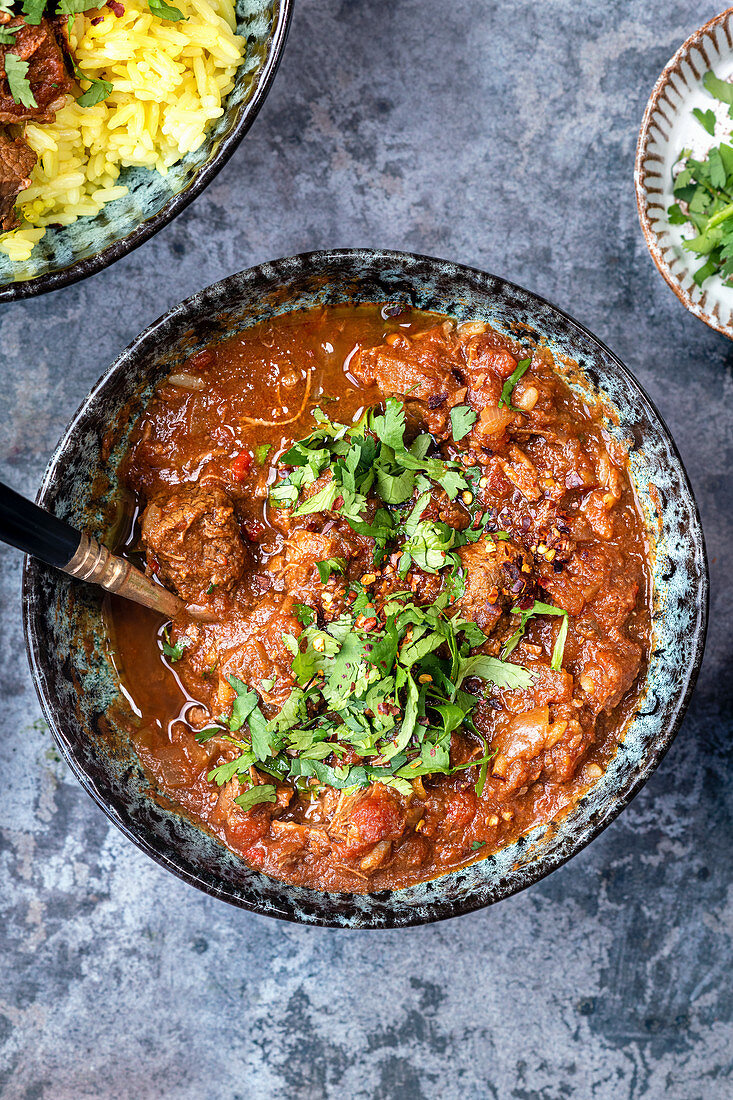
(0, 479), (185, 620)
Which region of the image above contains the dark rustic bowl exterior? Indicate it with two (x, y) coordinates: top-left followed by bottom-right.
(23, 249), (708, 927)
(0, 0), (291, 302)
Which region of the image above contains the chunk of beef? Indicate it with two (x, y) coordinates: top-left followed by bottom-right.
(329, 784), (407, 870)
(455, 332), (527, 445)
(179, 596), (302, 717)
(0, 130), (36, 232)
(455, 536), (534, 632)
(490, 706), (591, 791)
(263, 524), (373, 614)
(351, 326), (466, 436)
(0, 16), (75, 124)
(576, 631), (642, 715)
(141, 484), (248, 602)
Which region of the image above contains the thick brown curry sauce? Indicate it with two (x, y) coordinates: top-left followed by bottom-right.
(108, 304), (651, 892)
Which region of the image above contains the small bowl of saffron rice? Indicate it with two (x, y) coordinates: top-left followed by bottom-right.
(0, 0), (291, 301)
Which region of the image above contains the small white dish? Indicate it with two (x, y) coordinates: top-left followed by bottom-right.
(635, 7), (733, 338)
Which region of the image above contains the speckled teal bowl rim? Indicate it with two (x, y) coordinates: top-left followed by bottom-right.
(22, 249), (709, 927)
(0, 0), (292, 304)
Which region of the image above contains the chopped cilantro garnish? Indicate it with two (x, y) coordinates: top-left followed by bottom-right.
(269, 399), (473, 550)
(75, 74), (113, 107)
(195, 726), (224, 743)
(692, 107), (716, 136)
(161, 626), (189, 662)
(499, 358), (531, 410)
(235, 784), (277, 810)
(21, 0), (46, 24)
(316, 558), (345, 583)
(190, 395), (567, 806)
(470, 840), (485, 850)
(502, 600), (569, 670)
(0, 26), (19, 45)
(148, 0), (187, 20)
(66, 54), (114, 108)
(666, 70), (733, 285)
(450, 405), (477, 442)
(203, 585), (533, 805)
(56, 0), (100, 12)
(254, 443), (272, 464)
(4, 55), (37, 109)
(703, 69), (733, 107)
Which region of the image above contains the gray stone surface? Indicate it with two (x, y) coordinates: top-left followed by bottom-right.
(1, 0), (731, 1096)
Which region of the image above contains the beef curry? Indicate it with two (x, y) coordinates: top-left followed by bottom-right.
(110, 304), (651, 893)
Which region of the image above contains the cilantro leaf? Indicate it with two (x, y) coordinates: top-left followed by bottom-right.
(316, 557), (345, 583)
(403, 519), (456, 574)
(703, 69), (733, 105)
(148, 0), (187, 20)
(455, 654), (533, 692)
(502, 600), (569, 670)
(499, 358), (531, 409)
(21, 0), (47, 24)
(450, 405), (477, 442)
(294, 603), (315, 626)
(76, 76), (113, 108)
(375, 464), (414, 505)
(371, 398), (406, 450)
(162, 627), (189, 663)
(692, 107), (716, 136)
(294, 480), (339, 516)
(208, 755), (252, 786)
(4, 55), (37, 109)
(0, 26), (19, 45)
(195, 726), (224, 743)
(234, 784), (276, 811)
(227, 675), (261, 731)
(56, 0), (100, 12)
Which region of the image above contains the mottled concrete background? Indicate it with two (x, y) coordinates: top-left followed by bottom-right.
(1, 1), (731, 1097)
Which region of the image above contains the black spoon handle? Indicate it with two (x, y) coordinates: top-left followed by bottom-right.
(0, 479), (80, 568)
(0, 479), (184, 620)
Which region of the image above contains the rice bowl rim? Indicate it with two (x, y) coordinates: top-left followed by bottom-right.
(0, 0), (293, 303)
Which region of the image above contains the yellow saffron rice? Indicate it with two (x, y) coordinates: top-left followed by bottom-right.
(0, 0), (245, 261)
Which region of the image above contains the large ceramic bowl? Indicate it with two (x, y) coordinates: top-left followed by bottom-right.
(23, 249), (708, 928)
(0, 0), (291, 303)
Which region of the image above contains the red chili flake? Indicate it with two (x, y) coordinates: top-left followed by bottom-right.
(149, 555), (160, 576)
(244, 520), (265, 542)
(107, 1), (125, 16)
(517, 594), (535, 610)
(91, 15), (103, 23)
(231, 452), (253, 480)
(333, 496), (344, 510)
